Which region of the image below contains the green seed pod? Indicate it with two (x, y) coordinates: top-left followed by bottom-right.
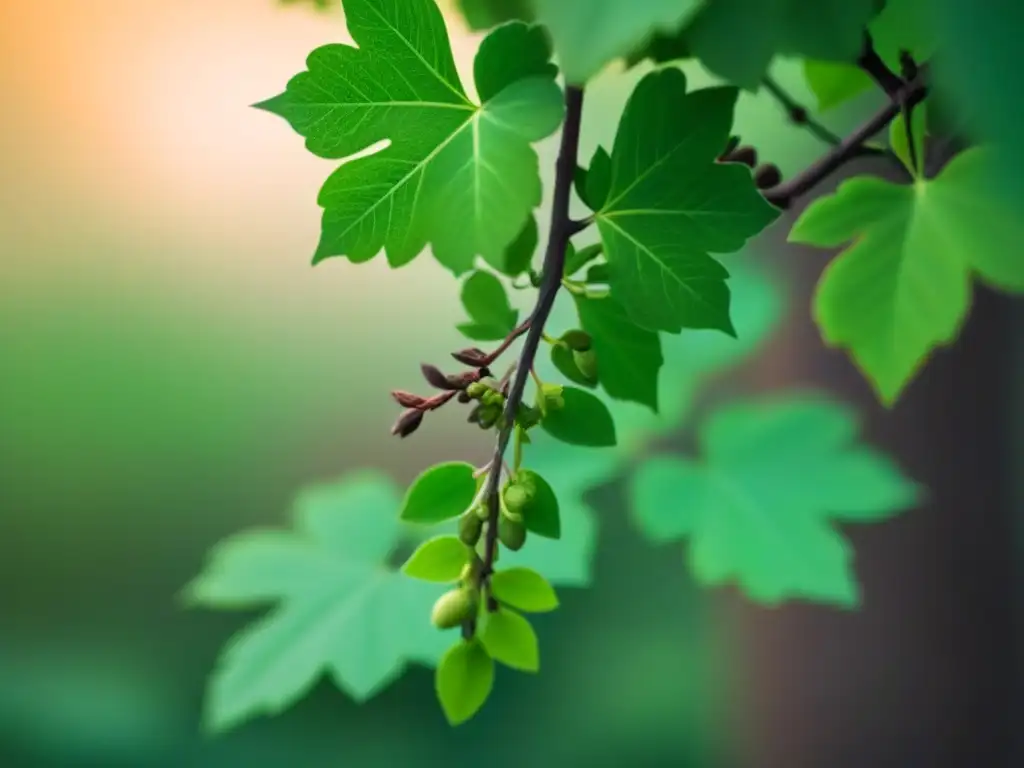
(561, 329), (592, 351)
(474, 501), (489, 521)
(498, 514), (527, 551)
(478, 404), (501, 428)
(503, 483), (531, 514)
(466, 381), (487, 399)
(459, 511), (484, 546)
(573, 348), (598, 382)
(430, 586), (478, 629)
(482, 389), (505, 407)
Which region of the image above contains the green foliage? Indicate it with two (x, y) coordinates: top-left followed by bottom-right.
(479, 608), (540, 672)
(489, 567), (560, 612)
(196, 0), (1019, 732)
(790, 147), (1024, 404)
(457, 271), (519, 341)
(435, 638), (494, 725)
(256, 2), (563, 272)
(532, 0), (701, 84)
(539, 386), (617, 447)
(185, 473), (451, 732)
(399, 462), (477, 523)
(630, 396), (921, 606)
(401, 535), (471, 582)
(592, 69), (779, 335)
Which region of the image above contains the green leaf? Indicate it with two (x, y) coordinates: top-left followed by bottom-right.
(187, 473), (451, 732)
(533, 0), (702, 84)
(889, 103), (927, 178)
(789, 147), (1024, 405)
(435, 638), (494, 725)
(456, 0), (534, 31)
(479, 608), (539, 672)
(401, 535), (470, 582)
(257, 5), (563, 272)
(803, 60), (873, 112)
(629, 396), (922, 606)
(595, 69), (779, 335)
(516, 468), (561, 539)
(934, 0), (1024, 205)
(486, 214), (538, 276)
(574, 294), (662, 411)
(541, 387), (616, 447)
(551, 343), (597, 388)
(563, 242), (603, 277)
(870, 0), (938, 69)
(489, 567), (559, 612)
(684, 0), (877, 90)
(399, 462), (478, 523)
(458, 271), (518, 340)
(575, 146), (612, 211)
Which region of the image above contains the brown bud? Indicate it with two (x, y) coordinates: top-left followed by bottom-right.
(451, 347), (490, 367)
(754, 163), (782, 189)
(457, 390), (472, 403)
(391, 390), (428, 409)
(446, 370), (479, 390)
(728, 145), (758, 167)
(391, 408), (424, 438)
(420, 363), (454, 390)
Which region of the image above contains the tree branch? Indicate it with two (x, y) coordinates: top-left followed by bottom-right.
(762, 68), (928, 209)
(856, 32), (904, 97)
(477, 85), (585, 589)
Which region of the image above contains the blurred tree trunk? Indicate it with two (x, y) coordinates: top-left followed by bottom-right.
(720, 146), (1020, 768)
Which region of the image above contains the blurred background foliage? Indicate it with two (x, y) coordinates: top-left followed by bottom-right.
(0, 1), (1020, 766)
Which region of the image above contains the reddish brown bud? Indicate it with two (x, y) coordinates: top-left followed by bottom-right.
(727, 145), (758, 167)
(391, 390), (428, 409)
(420, 363), (451, 389)
(391, 408), (424, 438)
(452, 347), (490, 367)
(457, 390), (472, 403)
(754, 163), (782, 189)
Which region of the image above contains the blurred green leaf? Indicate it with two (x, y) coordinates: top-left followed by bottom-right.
(803, 60), (873, 112)
(187, 472), (453, 732)
(630, 395), (922, 606)
(533, 0), (701, 83)
(458, 271), (519, 340)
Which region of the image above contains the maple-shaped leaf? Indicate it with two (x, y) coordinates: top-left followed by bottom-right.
(184, 472), (452, 733)
(594, 68), (780, 335)
(630, 396), (922, 607)
(789, 147), (1024, 405)
(256, 2), (564, 273)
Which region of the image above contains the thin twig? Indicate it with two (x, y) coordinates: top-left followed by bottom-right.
(478, 86), (586, 587)
(762, 68), (928, 208)
(761, 75), (842, 146)
(857, 32), (904, 97)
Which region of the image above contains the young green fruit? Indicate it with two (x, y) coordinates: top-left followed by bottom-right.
(502, 483), (532, 514)
(498, 514), (527, 551)
(431, 586), (478, 629)
(572, 348), (598, 382)
(459, 512), (484, 546)
(561, 329), (592, 351)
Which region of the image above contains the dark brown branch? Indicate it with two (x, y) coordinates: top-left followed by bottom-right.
(857, 32), (904, 97)
(477, 86), (585, 588)
(762, 68), (928, 209)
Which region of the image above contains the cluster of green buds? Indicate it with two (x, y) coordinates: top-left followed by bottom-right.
(536, 382), (566, 414)
(465, 377), (545, 431)
(430, 559), (481, 630)
(465, 377), (506, 429)
(498, 472), (537, 551)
